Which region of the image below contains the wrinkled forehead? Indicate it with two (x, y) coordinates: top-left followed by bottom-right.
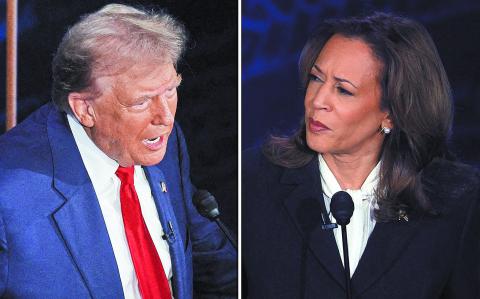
(88, 39), (177, 93)
(90, 39), (174, 79)
(121, 60), (176, 80)
(93, 60), (178, 97)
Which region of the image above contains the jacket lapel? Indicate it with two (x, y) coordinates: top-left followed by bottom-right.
(352, 216), (419, 295)
(280, 157), (346, 290)
(279, 153), (422, 296)
(144, 165), (187, 299)
(47, 107), (124, 298)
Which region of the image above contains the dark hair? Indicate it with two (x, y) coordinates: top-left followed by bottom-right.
(263, 12), (453, 222)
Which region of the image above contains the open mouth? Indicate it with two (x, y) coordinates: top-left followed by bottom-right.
(144, 136), (161, 144)
(143, 135), (165, 150)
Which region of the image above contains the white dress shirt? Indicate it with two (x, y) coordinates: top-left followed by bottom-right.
(319, 154), (380, 277)
(68, 115), (172, 298)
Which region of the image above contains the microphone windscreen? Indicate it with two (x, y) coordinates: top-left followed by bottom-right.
(193, 189), (220, 219)
(330, 191), (354, 226)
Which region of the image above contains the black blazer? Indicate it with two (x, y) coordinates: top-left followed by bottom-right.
(242, 148), (480, 299)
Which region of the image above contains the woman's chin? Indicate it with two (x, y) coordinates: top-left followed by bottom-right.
(306, 135), (329, 154)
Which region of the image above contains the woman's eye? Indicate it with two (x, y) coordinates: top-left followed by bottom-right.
(337, 86), (353, 96)
(308, 74), (323, 82)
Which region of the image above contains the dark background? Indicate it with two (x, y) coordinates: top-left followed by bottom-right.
(242, 0), (480, 168)
(0, 0), (238, 232)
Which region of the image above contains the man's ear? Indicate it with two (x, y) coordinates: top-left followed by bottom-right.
(68, 93), (96, 127)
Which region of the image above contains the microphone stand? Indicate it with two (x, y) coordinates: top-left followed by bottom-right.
(340, 225), (352, 299)
(193, 189), (238, 251)
(214, 217), (237, 250)
(330, 191), (354, 299)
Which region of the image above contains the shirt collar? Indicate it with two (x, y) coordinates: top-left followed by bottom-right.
(67, 114), (119, 192)
(319, 154), (380, 203)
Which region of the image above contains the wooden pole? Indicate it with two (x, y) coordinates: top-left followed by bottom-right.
(6, 0), (18, 130)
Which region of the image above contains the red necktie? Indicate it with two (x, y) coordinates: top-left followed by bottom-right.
(116, 166), (172, 299)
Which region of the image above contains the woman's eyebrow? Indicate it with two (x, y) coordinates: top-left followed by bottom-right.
(313, 64), (358, 89)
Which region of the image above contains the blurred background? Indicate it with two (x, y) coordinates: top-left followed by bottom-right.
(242, 0), (480, 168)
(0, 0), (238, 232)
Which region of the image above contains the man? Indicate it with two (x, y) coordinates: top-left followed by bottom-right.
(0, 4), (237, 298)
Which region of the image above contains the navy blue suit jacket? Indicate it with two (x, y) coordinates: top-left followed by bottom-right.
(0, 104), (237, 298)
(243, 148), (480, 299)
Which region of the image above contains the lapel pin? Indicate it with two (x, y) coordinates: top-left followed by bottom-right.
(160, 182), (167, 193)
(398, 209), (409, 222)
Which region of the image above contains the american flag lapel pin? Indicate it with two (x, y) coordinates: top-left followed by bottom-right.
(161, 182), (167, 193)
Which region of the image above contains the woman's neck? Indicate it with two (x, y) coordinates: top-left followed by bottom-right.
(322, 151), (380, 190)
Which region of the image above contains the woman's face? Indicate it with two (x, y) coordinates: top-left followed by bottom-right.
(305, 34), (391, 159)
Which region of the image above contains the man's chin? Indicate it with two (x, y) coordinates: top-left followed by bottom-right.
(135, 150), (167, 166)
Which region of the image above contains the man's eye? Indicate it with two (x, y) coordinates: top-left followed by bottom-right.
(131, 97), (152, 109)
(164, 87), (177, 98)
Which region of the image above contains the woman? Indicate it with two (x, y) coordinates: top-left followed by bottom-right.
(242, 12), (480, 298)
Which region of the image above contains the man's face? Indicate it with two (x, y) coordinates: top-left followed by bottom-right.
(84, 62), (181, 166)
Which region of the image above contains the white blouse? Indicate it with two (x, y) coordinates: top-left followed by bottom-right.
(318, 154), (380, 277)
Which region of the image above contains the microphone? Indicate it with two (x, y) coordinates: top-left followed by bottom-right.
(331, 191), (354, 226)
(193, 189), (220, 219)
(161, 221), (176, 243)
(330, 191), (354, 299)
(193, 190), (237, 250)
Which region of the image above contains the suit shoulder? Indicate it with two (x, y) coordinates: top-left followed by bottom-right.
(422, 158), (480, 212)
(0, 104), (53, 171)
(243, 146), (282, 178)
(242, 146), (288, 198)
(422, 158), (479, 194)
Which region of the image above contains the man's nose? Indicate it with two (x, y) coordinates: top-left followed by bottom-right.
(151, 97), (174, 126)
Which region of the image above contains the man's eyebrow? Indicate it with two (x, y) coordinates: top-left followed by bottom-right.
(135, 74), (182, 99)
(313, 65), (358, 89)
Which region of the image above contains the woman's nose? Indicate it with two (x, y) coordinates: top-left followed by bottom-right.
(307, 83), (332, 111)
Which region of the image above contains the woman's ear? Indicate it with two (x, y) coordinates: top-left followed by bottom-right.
(381, 112), (393, 131)
(68, 93), (96, 127)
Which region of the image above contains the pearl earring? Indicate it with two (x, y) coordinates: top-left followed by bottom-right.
(382, 127), (391, 134)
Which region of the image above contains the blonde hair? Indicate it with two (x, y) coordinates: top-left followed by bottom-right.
(52, 3), (187, 113)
